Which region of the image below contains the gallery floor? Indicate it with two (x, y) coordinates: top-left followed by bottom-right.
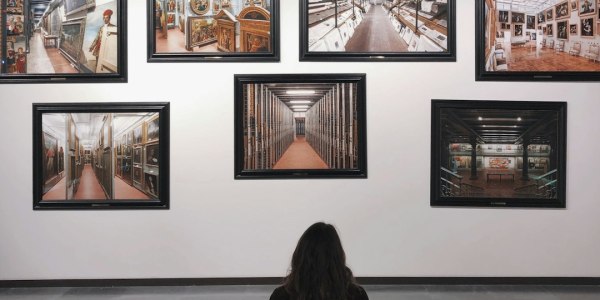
(345, 6), (408, 52)
(1, 284), (600, 299)
(273, 136), (328, 169)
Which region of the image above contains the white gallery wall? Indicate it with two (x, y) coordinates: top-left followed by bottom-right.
(1, 1), (600, 280)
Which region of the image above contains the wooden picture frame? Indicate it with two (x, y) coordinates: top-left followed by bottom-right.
(581, 16), (595, 36)
(299, 0), (456, 62)
(33, 102), (170, 210)
(430, 100), (567, 208)
(0, 0), (127, 83)
(557, 20), (569, 39)
(147, 0), (280, 62)
(234, 74), (367, 179)
(476, 0), (600, 81)
(578, 0), (596, 16)
(511, 12), (525, 23)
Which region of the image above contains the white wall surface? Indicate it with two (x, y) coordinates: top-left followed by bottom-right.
(1, 1), (600, 280)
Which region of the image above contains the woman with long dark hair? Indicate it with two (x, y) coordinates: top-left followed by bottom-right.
(270, 222), (368, 300)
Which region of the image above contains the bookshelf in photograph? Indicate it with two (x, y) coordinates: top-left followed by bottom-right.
(33, 102), (170, 210)
(234, 74), (367, 179)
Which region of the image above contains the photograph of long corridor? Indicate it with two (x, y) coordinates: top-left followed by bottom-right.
(238, 77), (365, 177)
(40, 111), (161, 202)
(306, 0), (449, 53)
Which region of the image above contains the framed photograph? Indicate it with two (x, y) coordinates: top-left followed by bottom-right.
(145, 143), (159, 167)
(234, 74), (367, 179)
(431, 100), (567, 208)
(581, 17), (595, 36)
(557, 20), (569, 39)
(147, 0), (280, 62)
(299, 0), (456, 61)
(512, 12), (525, 23)
(570, 23), (578, 35)
(578, 0), (596, 16)
(0, 0), (126, 83)
(526, 15), (536, 29)
(476, 0), (600, 81)
(538, 11), (545, 23)
(146, 115), (160, 142)
(33, 102), (170, 210)
(555, 1), (570, 19)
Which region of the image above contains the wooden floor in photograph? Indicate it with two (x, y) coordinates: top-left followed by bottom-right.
(42, 176), (66, 200)
(454, 169), (547, 198)
(73, 165), (107, 200)
(155, 29), (219, 53)
(114, 177), (150, 200)
(273, 136), (329, 169)
(346, 6), (408, 52)
(507, 47), (600, 71)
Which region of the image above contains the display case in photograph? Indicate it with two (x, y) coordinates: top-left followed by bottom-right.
(476, 0), (600, 81)
(431, 100), (566, 208)
(300, 0), (456, 61)
(0, 0), (127, 83)
(147, 0), (280, 62)
(33, 102), (170, 210)
(234, 74), (367, 179)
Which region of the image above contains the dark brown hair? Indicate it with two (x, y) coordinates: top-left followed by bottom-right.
(283, 222), (356, 300)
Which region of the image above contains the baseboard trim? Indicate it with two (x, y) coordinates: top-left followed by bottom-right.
(1, 277), (599, 288)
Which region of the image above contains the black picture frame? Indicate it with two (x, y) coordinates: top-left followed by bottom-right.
(299, 0), (456, 62)
(234, 73), (367, 179)
(430, 100), (567, 208)
(33, 102), (170, 210)
(147, 0), (280, 62)
(475, 0), (600, 81)
(0, 0), (127, 83)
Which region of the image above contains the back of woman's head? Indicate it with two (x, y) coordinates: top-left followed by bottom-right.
(284, 222), (355, 300)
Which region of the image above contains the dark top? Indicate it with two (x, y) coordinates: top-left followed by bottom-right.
(269, 284), (369, 300)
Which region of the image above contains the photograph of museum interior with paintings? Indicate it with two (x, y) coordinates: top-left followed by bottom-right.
(307, 0), (449, 52)
(484, 0), (600, 72)
(437, 107), (561, 200)
(1, 0), (120, 75)
(41, 112), (160, 201)
(241, 82), (359, 171)
(154, 0), (272, 53)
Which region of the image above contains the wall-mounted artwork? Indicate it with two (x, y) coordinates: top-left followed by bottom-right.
(511, 12), (525, 23)
(300, 0), (456, 61)
(556, 20), (569, 39)
(33, 102), (170, 210)
(499, 10), (509, 22)
(431, 100), (567, 208)
(147, 0), (280, 62)
(578, 0), (596, 16)
(555, 1), (570, 19)
(234, 74), (367, 179)
(476, 0), (600, 81)
(546, 7), (554, 20)
(0, 0), (126, 83)
(526, 15), (536, 29)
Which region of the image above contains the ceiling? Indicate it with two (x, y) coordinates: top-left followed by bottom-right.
(265, 83), (338, 112)
(441, 108), (558, 145)
(496, 0), (559, 13)
(29, 0), (54, 25)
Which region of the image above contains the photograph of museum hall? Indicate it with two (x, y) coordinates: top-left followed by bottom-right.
(154, 0), (272, 53)
(438, 107), (560, 200)
(484, 0), (600, 72)
(242, 83), (359, 171)
(308, 0), (449, 52)
(2, 0), (120, 75)
(41, 112), (160, 201)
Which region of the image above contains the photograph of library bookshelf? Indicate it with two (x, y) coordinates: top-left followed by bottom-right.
(438, 107), (560, 200)
(153, 0), (272, 53)
(41, 112), (160, 201)
(2, 0), (120, 75)
(485, 0), (600, 72)
(241, 83), (359, 171)
(307, 0), (449, 52)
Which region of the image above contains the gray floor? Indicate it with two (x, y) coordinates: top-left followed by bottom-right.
(1, 285), (600, 299)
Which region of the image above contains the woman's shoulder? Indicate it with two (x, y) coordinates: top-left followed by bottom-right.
(269, 285), (290, 300)
(349, 284), (369, 300)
